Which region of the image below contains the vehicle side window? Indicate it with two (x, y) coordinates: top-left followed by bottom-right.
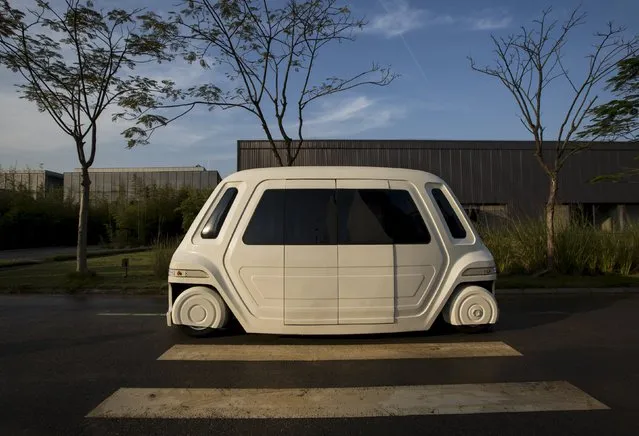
(431, 188), (467, 239)
(242, 189), (285, 245)
(385, 190), (431, 244)
(338, 189), (391, 244)
(337, 189), (430, 244)
(285, 189), (337, 245)
(201, 187), (238, 239)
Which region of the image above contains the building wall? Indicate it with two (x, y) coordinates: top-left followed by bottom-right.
(0, 170), (63, 195)
(63, 167), (221, 202)
(237, 139), (639, 218)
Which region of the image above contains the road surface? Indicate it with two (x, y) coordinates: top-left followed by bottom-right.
(0, 293), (637, 435)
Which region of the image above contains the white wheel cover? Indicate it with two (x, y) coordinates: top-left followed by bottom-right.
(172, 286), (229, 329)
(445, 285), (498, 326)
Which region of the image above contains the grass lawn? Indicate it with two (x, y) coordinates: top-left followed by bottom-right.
(0, 247), (150, 268)
(2, 251), (639, 294)
(496, 273), (639, 289)
(0, 251), (166, 294)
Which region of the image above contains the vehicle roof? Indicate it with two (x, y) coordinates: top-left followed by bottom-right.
(224, 166), (445, 184)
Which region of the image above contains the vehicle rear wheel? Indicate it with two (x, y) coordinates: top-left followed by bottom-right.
(178, 324), (216, 338)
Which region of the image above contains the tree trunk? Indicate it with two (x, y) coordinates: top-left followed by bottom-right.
(76, 166), (91, 274)
(285, 139), (294, 166)
(545, 175), (559, 271)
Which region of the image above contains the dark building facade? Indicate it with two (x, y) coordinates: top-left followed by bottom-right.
(237, 139), (639, 229)
(63, 166), (221, 202)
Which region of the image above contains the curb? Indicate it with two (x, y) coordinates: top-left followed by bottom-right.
(497, 287), (639, 295)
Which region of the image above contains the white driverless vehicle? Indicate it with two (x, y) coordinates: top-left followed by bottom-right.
(166, 166), (499, 337)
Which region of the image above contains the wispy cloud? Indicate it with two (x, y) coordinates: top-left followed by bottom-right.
(465, 9), (513, 31)
(301, 95), (406, 137)
(367, 0), (453, 38)
(366, 1), (513, 38)
(305, 96), (374, 125)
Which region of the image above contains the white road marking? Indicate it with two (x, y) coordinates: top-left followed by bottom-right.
(85, 381), (609, 418)
(97, 313), (164, 316)
(531, 311), (570, 315)
(157, 341), (522, 361)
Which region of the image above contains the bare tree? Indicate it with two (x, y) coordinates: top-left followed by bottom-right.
(120, 0), (398, 166)
(469, 6), (638, 271)
(0, 0), (170, 273)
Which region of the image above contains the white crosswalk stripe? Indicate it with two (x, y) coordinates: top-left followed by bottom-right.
(157, 341), (522, 361)
(86, 382), (608, 418)
(86, 340), (610, 419)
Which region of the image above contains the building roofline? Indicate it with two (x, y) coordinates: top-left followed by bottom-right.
(237, 138), (639, 151)
(0, 169), (63, 177)
(69, 166), (216, 173)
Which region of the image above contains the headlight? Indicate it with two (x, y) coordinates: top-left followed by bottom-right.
(168, 268), (209, 278)
(462, 266), (497, 276)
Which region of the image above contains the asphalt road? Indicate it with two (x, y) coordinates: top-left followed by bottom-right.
(1, 293), (638, 435)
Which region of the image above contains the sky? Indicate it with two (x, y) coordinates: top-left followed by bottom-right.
(0, 0), (637, 177)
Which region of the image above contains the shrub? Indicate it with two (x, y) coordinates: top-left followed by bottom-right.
(555, 226), (598, 275)
(0, 182), (212, 250)
(479, 218), (639, 276)
(478, 218), (546, 274)
(176, 187), (212, 232)
(151, 237), (181, 279)
(0, 188), (79, 249)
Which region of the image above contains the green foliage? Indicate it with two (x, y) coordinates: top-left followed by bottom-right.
(582, 56), (639, 142)
(480, 218), (546, 274)
(105, 184), (186, 247)
(0, 185), (118, 250)
(580, 55), (639, 183)
(479, 219), (639, 276)
(176, 187), (212, 232)
(0, 251), (167, 293)
(151, 236), (180, 279)
(0, 181), (210, 250)
(0, 188), (78, 249)
(0, 0), (175, 271)
(0, 0), (171, 142)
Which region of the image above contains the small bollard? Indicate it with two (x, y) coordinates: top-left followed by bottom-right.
(121, 257), (129, 278)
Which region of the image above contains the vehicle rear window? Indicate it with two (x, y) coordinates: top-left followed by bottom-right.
(201, 187), (238, 239)
(243, 188), (337, 245)
(431, 188), (467, 239)
(243, 189), (285, 245)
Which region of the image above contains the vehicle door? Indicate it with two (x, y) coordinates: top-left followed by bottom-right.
(336, 180), (395, 324)
(389, 180), (446, 319)
(283, 179), (338, 325)
(224, 180), (285, 322)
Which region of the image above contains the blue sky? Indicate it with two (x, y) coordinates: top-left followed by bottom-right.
(0, 0), (637, 177)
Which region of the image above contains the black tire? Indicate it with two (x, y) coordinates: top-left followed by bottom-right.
(454, 324), (495, 334)
(178, 325), (216, 338)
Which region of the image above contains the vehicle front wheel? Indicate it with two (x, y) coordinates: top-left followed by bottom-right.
(172, 286), (230, 338)
(454, 324), (494, 334)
